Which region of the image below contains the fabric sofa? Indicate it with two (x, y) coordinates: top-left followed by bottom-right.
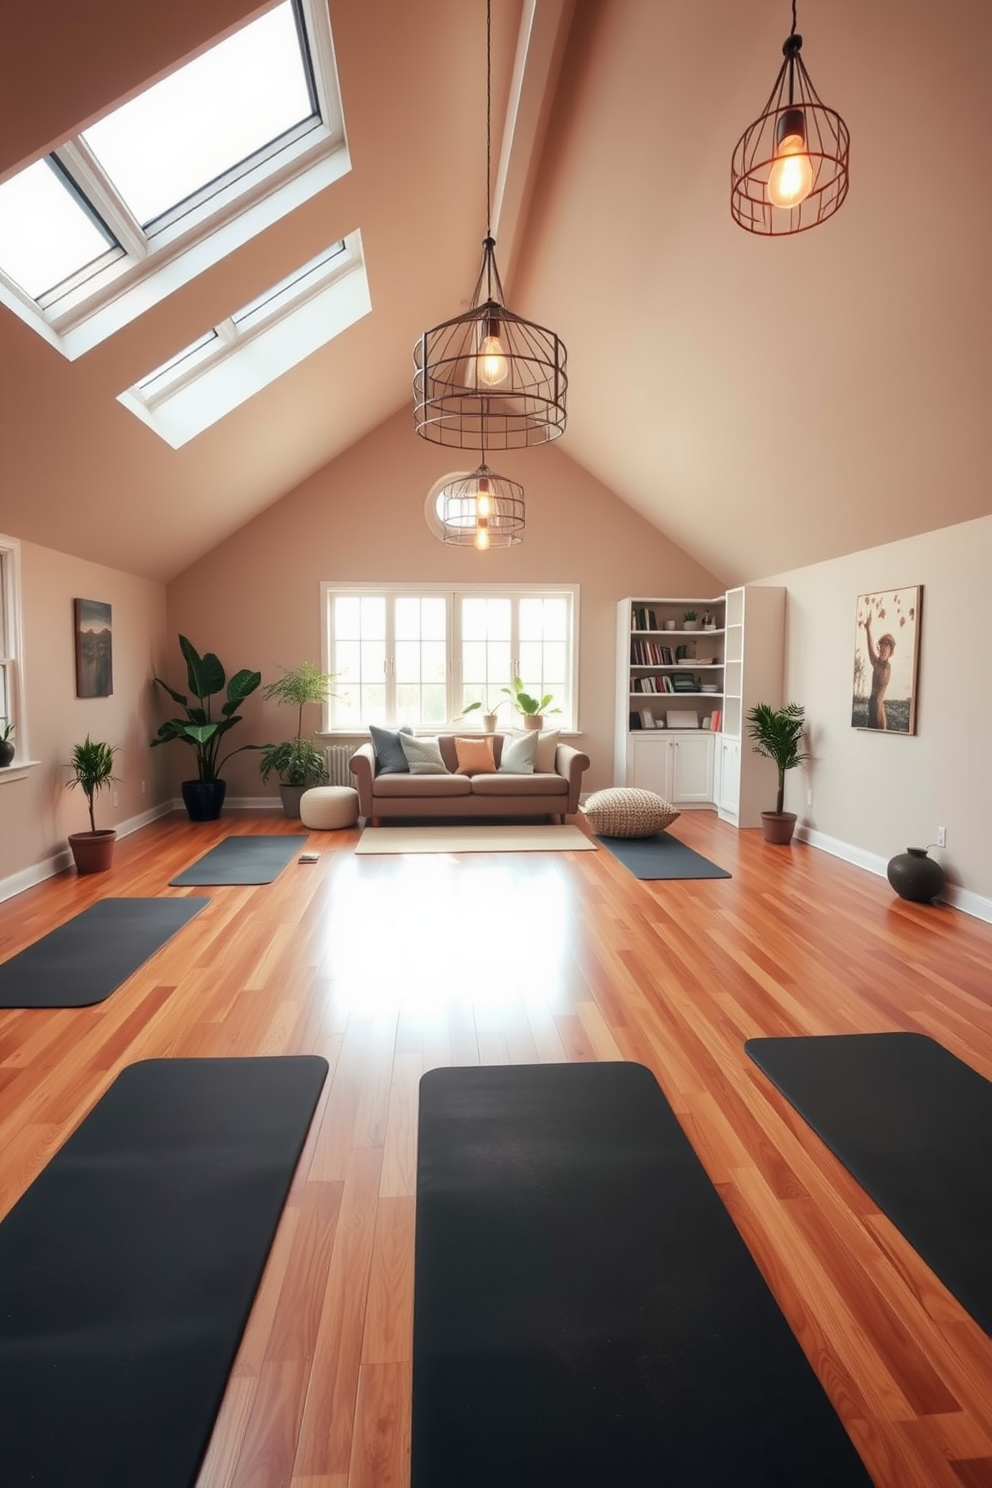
(350, 733), (590, 825)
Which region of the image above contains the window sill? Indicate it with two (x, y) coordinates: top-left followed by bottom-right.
(0, 759), (41, 783)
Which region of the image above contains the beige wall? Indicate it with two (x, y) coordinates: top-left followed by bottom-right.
(762, 514), (990, 909)
(0, 538), (168, 892)
(165, 409), (722, 801)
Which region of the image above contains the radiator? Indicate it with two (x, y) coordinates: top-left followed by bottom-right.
(325, 744), (355, 787)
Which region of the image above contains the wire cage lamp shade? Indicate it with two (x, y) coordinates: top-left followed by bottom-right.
(436, 462), (525, 549)
(731, 17), (849, 236)
(414, 236), (567, 450)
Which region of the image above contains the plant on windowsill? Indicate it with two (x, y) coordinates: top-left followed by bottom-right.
(65, 735), (120, 874)
(745, 702), (810, 845)
(0, 720), (14, 768)
(458, 697), (508, 733)
(257, 660), (339, 818)
(151, 635), (262, 821)
(502, 677), (562, 732)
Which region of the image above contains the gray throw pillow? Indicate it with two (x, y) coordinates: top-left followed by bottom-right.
(399, 733), (449, 774)
(498, 730), (539, 774)
(369, 723), (413, 774)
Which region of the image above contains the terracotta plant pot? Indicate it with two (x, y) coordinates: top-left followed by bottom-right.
(760, 810), (797, 845)
(68, 830), (117, 874)
(522, 715), (544, 731)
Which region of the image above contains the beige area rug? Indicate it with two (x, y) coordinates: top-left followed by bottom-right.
(354, 824), (597, 855)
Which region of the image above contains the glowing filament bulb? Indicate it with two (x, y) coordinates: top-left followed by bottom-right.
(478, 318), (508, 386)
(475, 521), (490, 551)
(476, 478), (492, 520)
(767, 108), (813, 209)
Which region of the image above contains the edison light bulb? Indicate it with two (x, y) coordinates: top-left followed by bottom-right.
(478, 321), (508, 386)
(476, 480), (492, 520)
(475, 522), (490, 551)
(767, 110), (813, 209)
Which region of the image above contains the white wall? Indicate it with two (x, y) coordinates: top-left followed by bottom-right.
(762, 515), (990, 913)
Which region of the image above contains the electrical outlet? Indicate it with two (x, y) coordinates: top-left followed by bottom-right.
(806, 789), (813, 807)
(937, 825), (947, 848)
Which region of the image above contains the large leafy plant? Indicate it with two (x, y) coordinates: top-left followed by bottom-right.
(66, 735), (120, 832)
(502, 677), (561, 719)
(745, 702), (810, 814)
(152, 635), (261, 783)
(258, 660), (337, 788)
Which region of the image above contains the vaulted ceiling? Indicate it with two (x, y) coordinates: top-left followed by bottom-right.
(2, 0), (989, 584)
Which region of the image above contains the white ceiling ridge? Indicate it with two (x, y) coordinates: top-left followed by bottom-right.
(490, 0), (576, 291)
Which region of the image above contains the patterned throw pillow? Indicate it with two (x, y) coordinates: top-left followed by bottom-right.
(581, 787), (680, 838)
(399, 734), (449, 774)
(454, 736), (497, 775)
(369, 723), (413, 774)
(498, 730), (539, 774)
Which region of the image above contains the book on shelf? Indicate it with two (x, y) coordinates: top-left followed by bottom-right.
(631, 605), (658, 631)
(709, 710), (721, 731)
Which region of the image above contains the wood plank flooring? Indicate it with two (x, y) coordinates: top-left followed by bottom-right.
(1, 809), (991, 1486)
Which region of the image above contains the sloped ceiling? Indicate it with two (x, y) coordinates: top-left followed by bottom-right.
(1, 0), (990, 585)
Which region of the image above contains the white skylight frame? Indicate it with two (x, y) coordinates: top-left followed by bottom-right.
(0, 0), (349, 361)
(117, 229), (371, 447)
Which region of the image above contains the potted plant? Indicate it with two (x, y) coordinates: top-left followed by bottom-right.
(0, 720), (14, 768)
(258, 660), (338, 817)
(65, 735), (120, 873)
(683, 609), (700, 631)
(152, 635), (261, 821)
(501, 677), (562, 731)
(745, 702), (810, 845)
(458, 697), (508, 733)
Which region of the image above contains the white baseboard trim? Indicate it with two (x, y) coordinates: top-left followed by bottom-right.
(0, 800), (175, 906)
(795, 825), (991, 925)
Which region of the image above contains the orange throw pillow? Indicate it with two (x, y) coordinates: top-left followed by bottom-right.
(454, 736), (497, 776)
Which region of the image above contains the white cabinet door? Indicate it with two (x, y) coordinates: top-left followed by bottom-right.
(670, 732), (714, 803)
(628, 734), (672, 795)
(718, 737), (741, 818)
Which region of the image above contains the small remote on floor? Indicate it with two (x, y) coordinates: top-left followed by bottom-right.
(298, 852), (320, 863)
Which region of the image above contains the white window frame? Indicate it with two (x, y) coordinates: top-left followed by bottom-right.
(117, 230), (370, 447)
(0, 535), (29, 778)
(321, 582), (580, 732)
(0, 0), (349, 361)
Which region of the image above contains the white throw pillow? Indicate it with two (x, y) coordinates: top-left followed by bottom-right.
(498, 730), (539, 774)
(582, 787), (680, 838)
(510, 729), (559, 772)
(399, 734), (449, 774)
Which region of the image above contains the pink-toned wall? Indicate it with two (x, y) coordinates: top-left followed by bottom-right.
(0, 538), (168, 891)
(165, 408), (722, 800)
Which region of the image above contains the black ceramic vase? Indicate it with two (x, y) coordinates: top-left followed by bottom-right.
(886, 846), (945, 903)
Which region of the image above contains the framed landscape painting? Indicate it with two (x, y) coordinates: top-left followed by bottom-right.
(74, 599), (113, 698)
(851, 586), (921, 734)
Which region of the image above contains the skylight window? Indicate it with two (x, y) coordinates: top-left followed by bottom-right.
(118, 232), (371, 447)
(0, 0), (348, 359)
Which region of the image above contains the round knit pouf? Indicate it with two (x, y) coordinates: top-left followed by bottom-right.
(300, 785), (360, 830)
(581, 787), (680, 839)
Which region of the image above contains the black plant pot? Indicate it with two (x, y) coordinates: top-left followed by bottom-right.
(886, 846), (945, 903)
(0, 740), (14, 768)
(182, 779), (227, 822)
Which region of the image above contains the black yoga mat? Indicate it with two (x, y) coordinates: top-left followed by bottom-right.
(596, 830), (731, 879)
(0, 897), (208, 1008)
(169, 833), (307, 885)
(0, 1055), (327, 1488)
(746, 1031), (992, 1337)
(412, 1062), (871, 1487)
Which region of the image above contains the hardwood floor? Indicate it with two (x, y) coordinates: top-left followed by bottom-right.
(1, 808), (991, 1486)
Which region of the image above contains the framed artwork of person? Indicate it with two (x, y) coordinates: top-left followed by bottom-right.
(851, 586), (922, 734)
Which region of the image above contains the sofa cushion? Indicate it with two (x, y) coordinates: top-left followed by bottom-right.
(373, 773), (472, 798)
(399, 734), (449, 774)
(471, 772), (568, 797)
(582, 787), (680, 838)
(454, 736), (498, 775)
(369, 723), (413, 774)
(508, 728), (560, 772)
(498, 731), (538, 774)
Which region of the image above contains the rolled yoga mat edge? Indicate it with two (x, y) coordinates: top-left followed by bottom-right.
(412, 1060), (871, 1487)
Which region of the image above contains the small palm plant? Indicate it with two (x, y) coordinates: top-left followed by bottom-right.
(745, 702), (809, 815)
(66, 736), (120, 832)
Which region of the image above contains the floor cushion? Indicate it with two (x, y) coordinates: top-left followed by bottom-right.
(300, 786), (360, 829)
(582, 787), (680, 838)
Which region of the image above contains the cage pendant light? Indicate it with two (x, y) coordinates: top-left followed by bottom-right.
(437, 459), (525, 549)
(731, 0), (849, 236)
(413, 0), (567, 449)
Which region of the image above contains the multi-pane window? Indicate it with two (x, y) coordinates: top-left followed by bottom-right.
(0, 0), (348, 359)
(324, 585), (578, 730)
